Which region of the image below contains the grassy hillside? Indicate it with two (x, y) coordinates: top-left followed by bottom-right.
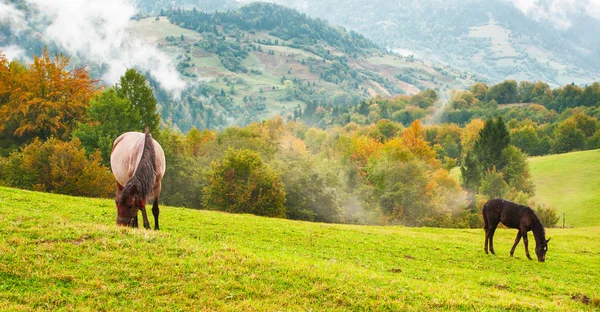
(529, 149), (600, 228)
(1, 186), (598, 310)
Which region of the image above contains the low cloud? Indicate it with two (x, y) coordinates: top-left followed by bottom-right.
(506, 0), (600, 30)
(0, 0), (185, 97)
(0, 1), (27, 34)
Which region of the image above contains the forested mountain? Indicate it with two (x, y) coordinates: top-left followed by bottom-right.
(138, 0), (600, 87)
(125, 3), (473, 131)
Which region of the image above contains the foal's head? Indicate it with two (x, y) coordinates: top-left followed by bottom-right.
(535, 238), (551, 262)
(116, 185), (140, 227)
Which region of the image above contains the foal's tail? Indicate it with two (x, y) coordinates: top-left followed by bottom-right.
(482, 201), (489, 231)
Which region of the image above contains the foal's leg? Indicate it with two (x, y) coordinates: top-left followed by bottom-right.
(484, 228), (489, 254)
(522, 231), (532, 260)
(139, 202), (151, 229)
(488, 225), (498, 255)
(510, 231), (522, 257)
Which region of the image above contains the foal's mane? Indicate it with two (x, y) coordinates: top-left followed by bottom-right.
(121, 131), (156, 204)
(530, 207), (547, 243)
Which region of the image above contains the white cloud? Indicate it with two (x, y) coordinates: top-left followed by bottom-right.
(0, 44), (30, 61)
(505, 0), (600, 29)
(2, 0), (185, 97)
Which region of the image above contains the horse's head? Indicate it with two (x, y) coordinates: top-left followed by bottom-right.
(535, 238), (551, 262)
(116, 185), (139, 227)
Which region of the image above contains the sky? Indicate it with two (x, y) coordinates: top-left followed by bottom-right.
(2, 0), (600, 94)
(505, 0), (600, 29)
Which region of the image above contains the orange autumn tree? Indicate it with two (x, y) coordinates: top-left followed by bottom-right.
(0, 49), (97, 144)
(366, 120), (465, 226)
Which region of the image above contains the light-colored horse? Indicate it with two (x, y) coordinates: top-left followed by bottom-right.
(110, 131), (166, 229)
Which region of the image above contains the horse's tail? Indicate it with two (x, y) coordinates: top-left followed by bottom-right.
(121, 131), (156, 203)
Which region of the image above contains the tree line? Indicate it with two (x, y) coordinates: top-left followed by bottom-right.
(0, 50), (568, 227)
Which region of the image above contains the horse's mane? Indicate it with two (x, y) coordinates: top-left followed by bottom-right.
(121, 130), (156, 204)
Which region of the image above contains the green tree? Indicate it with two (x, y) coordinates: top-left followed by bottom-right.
(500, 145), (535, 196)
(203, 148), (286, 217)
(473, 117), (510, 171)
(73, 89), (141, 164)
(114, 68), (160, 133)
(510, 125), (539, 155)
(283, 80), (295, 101)
(156, 127), (209, 209)
(536, 136), (553, 156)
(553, 119), (585, 153)
(470, 82), (488, 101)
(460, 150), (481, 209)
(480, 168), (509, 199)
(273, 150), (342, 223)
(441, 135), (460, 159)
(376, 119), (400, 140)
(518, 81), (536, 102)
(486, 80), (518, 104)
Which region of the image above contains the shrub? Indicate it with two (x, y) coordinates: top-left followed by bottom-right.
(1, 138), (114, 197)
(534, 205), (560, 228)
(203, 148), (286, 217)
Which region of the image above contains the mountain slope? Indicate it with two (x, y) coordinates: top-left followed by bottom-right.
(1, 186), (599, 310)
(268, 0), (600, 86)
(126, 3), (474, 131)
(152, 0), (600, 87)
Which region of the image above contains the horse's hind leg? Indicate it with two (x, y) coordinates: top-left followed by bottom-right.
(152, 181), (161, 230)
(510, 231), (522, 257)
(522, 231), (532, 260)
(152, 197), (160, 230)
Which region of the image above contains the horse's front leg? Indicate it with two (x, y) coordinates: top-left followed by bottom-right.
(139, 201), (151, 230)
(510, 231), (522, 257)
(522, 231), (532, 260)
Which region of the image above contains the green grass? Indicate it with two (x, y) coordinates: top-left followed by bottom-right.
(529, 149), (600, 227)
(1, 187), (599, 311)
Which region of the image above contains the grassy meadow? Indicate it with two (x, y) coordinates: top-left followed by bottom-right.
(450, 149), (600, 228)
(529, 149), (600, 228)
(1, 186), (599, 311)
